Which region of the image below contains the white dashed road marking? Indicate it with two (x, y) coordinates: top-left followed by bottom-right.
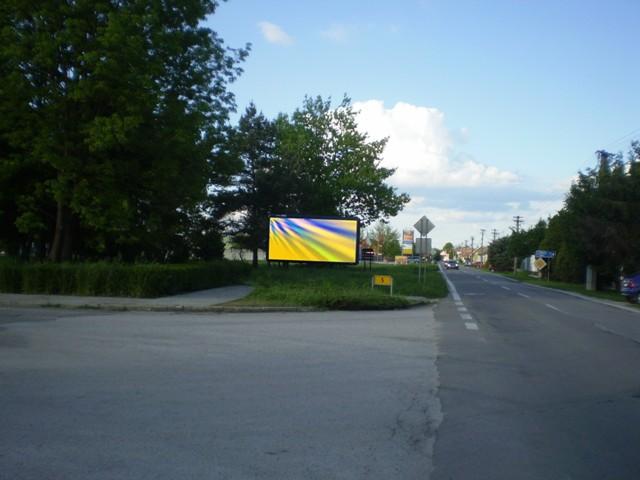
(518, 293), (530, 299)
(545, 303), (562, 312)
(440, 265), (480, 331)
(501, 286), (511, 291)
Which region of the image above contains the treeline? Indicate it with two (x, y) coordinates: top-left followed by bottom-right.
(0, 1), (408, 264)
(489, 144), (640, 287)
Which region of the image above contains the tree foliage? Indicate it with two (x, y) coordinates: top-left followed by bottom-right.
(541, 145), (640, 284)
(367, 221), (401, 259)
(0, 0), (248, 261)
(489, 142), (640, 288)
(274, 96), (410, 225)
(442, 242), (455, 259)
(224, 96), (411, 265)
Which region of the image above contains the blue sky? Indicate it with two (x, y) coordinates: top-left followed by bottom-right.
(209, 0), (640, 247)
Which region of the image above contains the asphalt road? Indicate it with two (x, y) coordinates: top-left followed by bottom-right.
(433, 267), (640, 480)
(3, 270), (640, 479)
(0, 307), (441, 480)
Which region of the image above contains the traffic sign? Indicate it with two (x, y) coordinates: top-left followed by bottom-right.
(415, 238), (432, 255)
(372, 275), (394, 295)
(414, 216), (435, 236)
(535, 250), (556, 259)
(534, 258), (547, 271)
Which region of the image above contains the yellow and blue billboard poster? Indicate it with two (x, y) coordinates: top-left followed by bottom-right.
(267, 216), (360, 264)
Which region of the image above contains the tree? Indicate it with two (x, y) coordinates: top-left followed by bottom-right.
(0, 0), (249, 261)
(442, 242), (455, 259)
(367, 221), (401, 259)
(540, 144), (640, 285)
(488, 236), (512, 271)
(274, 96), (410, 225)
(227, 103), (277, 267)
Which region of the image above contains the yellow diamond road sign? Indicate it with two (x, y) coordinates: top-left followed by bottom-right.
(534, 258), (547, 271)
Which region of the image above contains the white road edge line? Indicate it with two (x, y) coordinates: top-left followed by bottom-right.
(439, 264), (461, 302)
(465, 322), (479, 330)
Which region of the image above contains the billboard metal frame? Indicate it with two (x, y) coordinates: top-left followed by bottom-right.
(267, 214), (361, 265)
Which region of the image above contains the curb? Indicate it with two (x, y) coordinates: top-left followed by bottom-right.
(0, 297), (435, 314)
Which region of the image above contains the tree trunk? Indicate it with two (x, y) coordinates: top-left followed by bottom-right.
(49, 201), (72, 262)
(252, 247), (259, 268)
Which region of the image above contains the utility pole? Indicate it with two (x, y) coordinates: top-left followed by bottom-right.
(480, 229), (485, 264)
(492, 229), (498, 243)
(513, 216), (524, 233)
(512, 216), (524, 274)
(470, 236), (474, 264)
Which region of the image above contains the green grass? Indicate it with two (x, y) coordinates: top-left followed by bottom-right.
(231, 263), (448, 310)
(499, 270), (637, 306)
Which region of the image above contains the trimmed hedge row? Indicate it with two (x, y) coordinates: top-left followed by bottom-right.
(0, 260), (251, 298)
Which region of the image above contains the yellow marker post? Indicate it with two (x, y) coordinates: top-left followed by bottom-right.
(372, 275), (394, 295)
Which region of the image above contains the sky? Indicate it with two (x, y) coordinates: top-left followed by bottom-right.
(208, 0), (640, 248)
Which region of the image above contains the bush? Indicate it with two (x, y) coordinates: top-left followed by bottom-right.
(0, 260), (251, 297)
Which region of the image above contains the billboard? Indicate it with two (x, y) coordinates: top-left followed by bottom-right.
(267, 216), (360, 264)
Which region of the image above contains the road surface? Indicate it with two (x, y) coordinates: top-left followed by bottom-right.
(433, 267), (640, 480)
(0, 307), (441, 480)
(2, 268), (640, 479)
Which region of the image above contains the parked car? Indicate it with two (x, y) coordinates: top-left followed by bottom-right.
(444, 260), (459, 270)
(621, 272), (640, 303)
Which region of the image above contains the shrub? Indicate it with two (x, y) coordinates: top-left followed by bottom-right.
(0, 260), (251, 297)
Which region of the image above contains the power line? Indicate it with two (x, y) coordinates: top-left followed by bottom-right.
(601, 127), (640, 151)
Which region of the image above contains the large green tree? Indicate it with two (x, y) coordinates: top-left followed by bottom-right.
(274, 96), (410, 225)
(0, 0), (248, 261)
(226, 103), (277, 267)
(541, 145), (640, 284)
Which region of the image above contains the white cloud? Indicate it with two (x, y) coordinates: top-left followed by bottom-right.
(321, 24), (349, 43)
(258, 21), (293, 46)
(353, 100), (519, 187)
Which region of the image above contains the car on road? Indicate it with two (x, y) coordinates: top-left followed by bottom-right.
(621, 272), (640, 303)
(443, 260), (459, 270)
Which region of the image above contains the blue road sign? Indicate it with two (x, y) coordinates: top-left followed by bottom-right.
(535, 250), (556, 259)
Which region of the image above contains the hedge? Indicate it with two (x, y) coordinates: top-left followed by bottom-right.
(0, 260), (251, 298)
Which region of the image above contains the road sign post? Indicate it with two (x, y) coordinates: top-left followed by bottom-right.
(413, 216), (435, 284)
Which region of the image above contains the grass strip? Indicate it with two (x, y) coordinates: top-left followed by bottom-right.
(231, 263), (448, 310)
(498, 270), (638, 306)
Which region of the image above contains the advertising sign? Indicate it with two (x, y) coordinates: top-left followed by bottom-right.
(267, 216), (360, 264)
(402, 229), (414, 255)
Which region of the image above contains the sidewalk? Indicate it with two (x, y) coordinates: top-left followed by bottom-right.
(0, 285), (261, 313)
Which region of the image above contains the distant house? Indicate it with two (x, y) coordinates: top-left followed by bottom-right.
(472, 246), (489, 264)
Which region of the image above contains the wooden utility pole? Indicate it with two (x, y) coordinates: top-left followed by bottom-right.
(513, 216), (524, 233)
(512, 217), (524, 273)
